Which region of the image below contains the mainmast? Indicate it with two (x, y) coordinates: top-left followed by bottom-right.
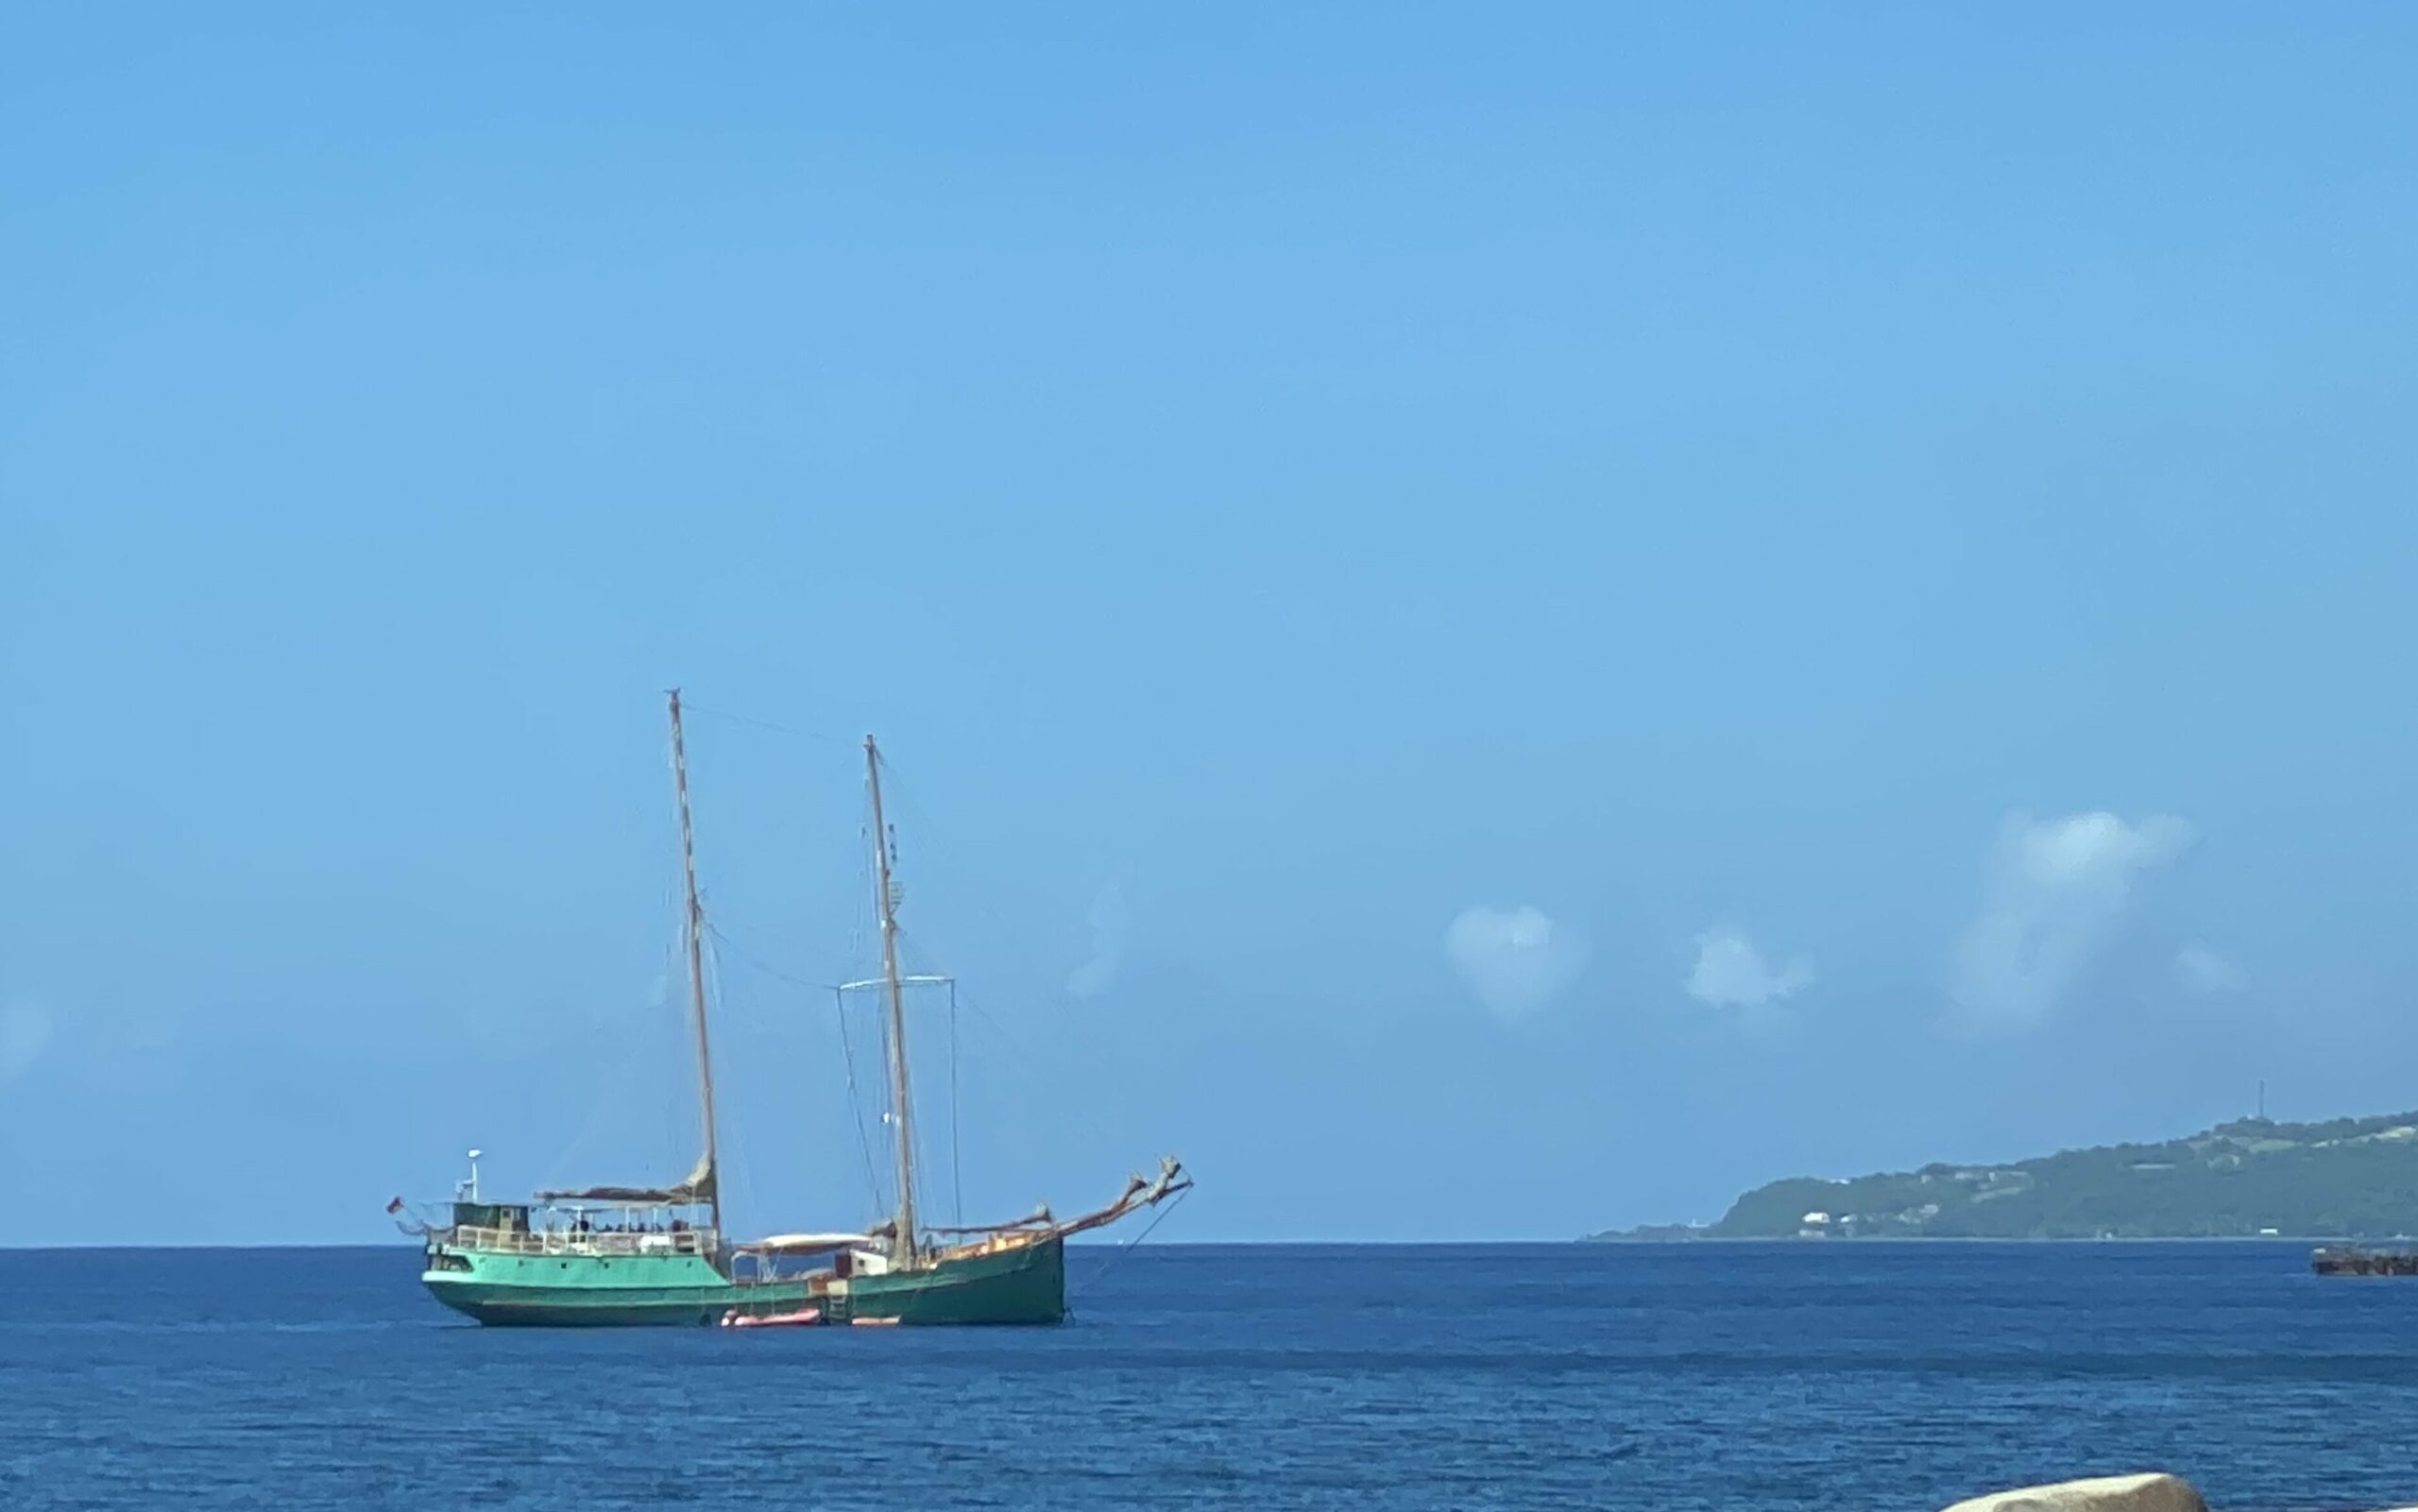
(864, 735), (920, 1266)
(667, 689), (723, 1240)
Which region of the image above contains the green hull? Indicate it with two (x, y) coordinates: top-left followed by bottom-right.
(832, 1237), (1065, 1326)
(421, 1236), (1065, 1327)
(422, 1249), (811, 1327)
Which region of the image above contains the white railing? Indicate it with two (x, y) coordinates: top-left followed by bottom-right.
(442, 1224), (718, 1258)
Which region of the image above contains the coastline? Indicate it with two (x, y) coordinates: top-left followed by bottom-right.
(1581, 1232), (2373, 1245)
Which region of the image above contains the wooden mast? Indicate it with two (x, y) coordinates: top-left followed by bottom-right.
(667, 689), (723, 1241)
(864, 735), (920, 1266)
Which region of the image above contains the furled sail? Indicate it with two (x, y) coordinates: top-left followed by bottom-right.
(735, 1232), (874, 1254)
(535, 1150), (716, 1205)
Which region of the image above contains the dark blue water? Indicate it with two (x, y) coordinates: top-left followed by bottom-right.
(1, 1243), (2412, 1510)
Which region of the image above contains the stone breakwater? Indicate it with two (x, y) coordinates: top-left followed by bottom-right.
(1941, 1473), (2416, 1512)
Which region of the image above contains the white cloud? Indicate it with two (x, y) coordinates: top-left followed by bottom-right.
(2175, 943), (2247, 994)
(1949, 811), (2193, 1032)
(1445, 905), (1589, 1019)
(0, 1003), (53, 1082)
(1687, 928), (1813, 1009)
(1066, 875), (1129, 999)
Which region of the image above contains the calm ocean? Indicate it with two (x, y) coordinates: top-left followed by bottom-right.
(0, 1241), (2410, 1510)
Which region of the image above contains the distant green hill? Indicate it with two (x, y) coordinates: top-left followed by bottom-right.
(1601, 1111), (2418, 1240)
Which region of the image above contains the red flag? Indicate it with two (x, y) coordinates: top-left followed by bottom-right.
(385, 1196), (404, 1215)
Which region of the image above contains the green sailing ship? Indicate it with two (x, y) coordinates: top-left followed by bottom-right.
(398, 691), (1188, 1327)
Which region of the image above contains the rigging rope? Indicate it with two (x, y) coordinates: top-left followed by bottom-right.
(679, 735), (1156, 1243)
(1069, 1185), (1191, 1304)
(893, 921), (1128, 1160)
(862, 753), (1145, 1162)
(705, 925), (826, 993)
(701, 931), (760, 1230)
(700, 922), (888, 1219)
(538, 956), (684, 1196)
(949, 981), (964, 1227)
(830, 986), (886, 1215)
(676, 700), (850, 746)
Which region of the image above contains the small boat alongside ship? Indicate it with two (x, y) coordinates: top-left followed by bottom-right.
(396, 690), (1188, 1326)
(720, 1303), (822, 1329)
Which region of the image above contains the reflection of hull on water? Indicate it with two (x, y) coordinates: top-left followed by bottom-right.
(2311, 1246), (2418, 1277)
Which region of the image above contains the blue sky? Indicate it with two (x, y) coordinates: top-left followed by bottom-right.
(5, 7), (2415, 1245)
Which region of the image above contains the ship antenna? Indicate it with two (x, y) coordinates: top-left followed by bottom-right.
(668, 689), (723, 1243)
(865, 735), (920, 1266)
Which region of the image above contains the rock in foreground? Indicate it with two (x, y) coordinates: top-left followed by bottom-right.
(1940, 1473), (2207, 1512)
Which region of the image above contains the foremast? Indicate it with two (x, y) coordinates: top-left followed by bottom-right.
(864, 735), (921, 1267)
(667, 689), (723, 1241)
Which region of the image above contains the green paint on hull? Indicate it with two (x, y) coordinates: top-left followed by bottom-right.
(420, 1235), (1066, 1327)
(835, 1237), (1065, 1326)
(421, 1248), (812, 1328)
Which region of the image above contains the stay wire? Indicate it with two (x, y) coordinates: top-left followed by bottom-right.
(949, 982), (964, 1228)
(863, 747), (1148, 1223)
(701, 930), (760, 1232)
(677, 700), (850, 746)
(831, 985), (886, 1217)
(705, 924), (826, 994)
(704, 922), (888, 1217)
(1069, 1185), (1191, 1302)
(891, 920), (1126, 1160)
(873, 751), (1149, 1138)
